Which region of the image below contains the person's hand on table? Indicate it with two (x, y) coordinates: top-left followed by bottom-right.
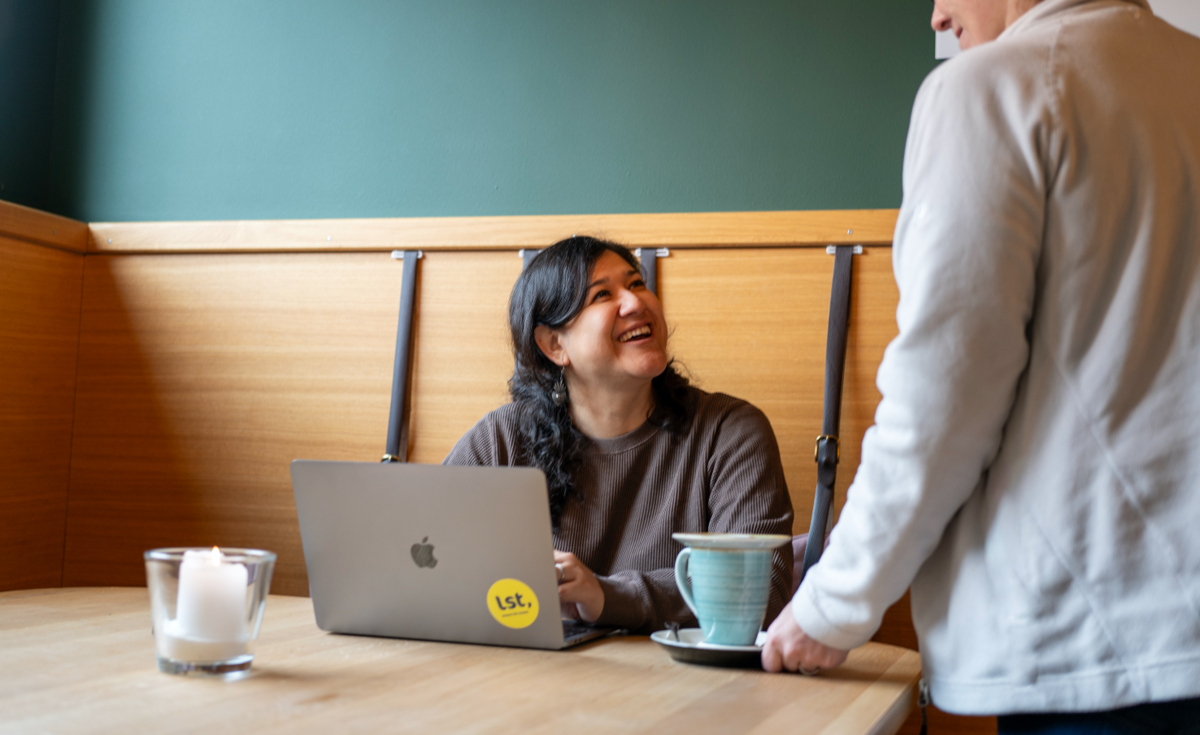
(761, 601), (849, 674)
(554, 550), (604, 623)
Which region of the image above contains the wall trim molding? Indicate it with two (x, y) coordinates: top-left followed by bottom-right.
(87, 209), (898, 254)
(0, 200), (89, 254)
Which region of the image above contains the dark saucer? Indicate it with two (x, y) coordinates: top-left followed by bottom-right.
(650, 628), (766, 669)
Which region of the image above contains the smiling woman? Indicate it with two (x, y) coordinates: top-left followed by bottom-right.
(443, 236), (794, 635)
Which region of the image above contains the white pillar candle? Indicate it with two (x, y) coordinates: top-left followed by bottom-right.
(162, 548), (249, 661)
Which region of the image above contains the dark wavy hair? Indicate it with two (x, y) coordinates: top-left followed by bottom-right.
(509, 236), (695, 527)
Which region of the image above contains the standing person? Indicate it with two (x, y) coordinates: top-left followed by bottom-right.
(762, 0), (1200, 729)
(445, 236), (794, 634)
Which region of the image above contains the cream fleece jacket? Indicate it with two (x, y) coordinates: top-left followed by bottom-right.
(793, 0), (1200, 715)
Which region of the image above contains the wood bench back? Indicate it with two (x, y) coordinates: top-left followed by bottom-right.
(2, 205), (899, 599)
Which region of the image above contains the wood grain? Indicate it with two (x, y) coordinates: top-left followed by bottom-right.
(61, 246), (901, 598)
(88, 209), (899, 254)
(0, 587), (920, 735)
(0, 236), (84, 591)
(64, 253), (405, 595)
(0, 198), (89, 253)
(660, 247), (898, 527)
(407, 251), (522, 463)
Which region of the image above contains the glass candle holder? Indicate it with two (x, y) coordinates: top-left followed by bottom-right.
(144, 547), (276, 677)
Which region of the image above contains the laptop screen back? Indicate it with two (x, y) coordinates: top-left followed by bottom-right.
(291, 460), (566, 650)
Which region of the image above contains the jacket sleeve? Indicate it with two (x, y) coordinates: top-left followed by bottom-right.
(792, 59), (1049, 649)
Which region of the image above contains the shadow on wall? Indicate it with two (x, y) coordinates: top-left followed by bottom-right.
(62, 252), (405, 596)
(64, 255), (209, 587)
(0, 0), (64, 211)
(0, 238), (83, 592)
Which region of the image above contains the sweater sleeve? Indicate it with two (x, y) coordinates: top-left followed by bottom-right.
(594, 570), (690, 632)
(704, 399), (795, 627)
(591, 399), (794, 633)
(792, 57), (1046, 649)
(441, 407), (518, 467)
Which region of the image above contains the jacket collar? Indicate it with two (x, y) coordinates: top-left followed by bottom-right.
(1001, 0), (1150, 39)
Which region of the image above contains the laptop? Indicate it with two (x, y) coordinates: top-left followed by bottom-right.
(290, 460), (616, 650)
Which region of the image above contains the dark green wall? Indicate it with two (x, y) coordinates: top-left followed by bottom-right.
(45, 1), (938, 222)
(0, 0), (61, 211)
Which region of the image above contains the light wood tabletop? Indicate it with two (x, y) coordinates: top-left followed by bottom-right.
(0, 587), (920, 735)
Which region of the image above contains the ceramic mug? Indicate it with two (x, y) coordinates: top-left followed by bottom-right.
(672, 533), (790, 646)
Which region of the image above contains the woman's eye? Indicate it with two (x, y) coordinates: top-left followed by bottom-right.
(591, 289), (610, 302)
(630, 279), (646, 290)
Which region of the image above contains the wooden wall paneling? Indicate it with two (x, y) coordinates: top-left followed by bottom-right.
(64, 252), (405, 595)
(400, 246), (904, 495)
(87, 209), (900, 254)
(407, 251), (522, 464)
(0, 236), (84, 591)
(658, 247), (899, 527)
(0, 199), (89, 253)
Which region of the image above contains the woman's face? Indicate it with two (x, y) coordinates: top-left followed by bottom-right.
(540, 250), (669, 391)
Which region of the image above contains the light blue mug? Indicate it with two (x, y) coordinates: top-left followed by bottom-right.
(672, 533), (791, 646)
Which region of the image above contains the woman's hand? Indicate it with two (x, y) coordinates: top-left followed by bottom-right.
(761, 601), (849, 674)
(554, 550), (604, 623)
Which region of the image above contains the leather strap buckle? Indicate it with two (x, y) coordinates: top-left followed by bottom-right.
(814, 434), (840, 463)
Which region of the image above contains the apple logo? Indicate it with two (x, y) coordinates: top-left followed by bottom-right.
(411, 537), (438, 569)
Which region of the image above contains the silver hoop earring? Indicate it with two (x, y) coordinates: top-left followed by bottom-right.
(551, 368), (568, 407)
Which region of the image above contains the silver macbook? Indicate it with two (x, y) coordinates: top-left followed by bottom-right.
(290, 460), (615, 650)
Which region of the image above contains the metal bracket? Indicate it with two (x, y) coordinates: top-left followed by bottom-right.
(826, 245), (863, 255)
(634, 248), (668, 295)
(391, 250), (423, 259)
(518, 249), (542, 271)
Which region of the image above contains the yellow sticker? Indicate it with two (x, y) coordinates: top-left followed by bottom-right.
(486, 578), (539, 629)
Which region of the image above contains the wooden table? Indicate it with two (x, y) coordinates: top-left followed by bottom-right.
(0, 588), (920, 734)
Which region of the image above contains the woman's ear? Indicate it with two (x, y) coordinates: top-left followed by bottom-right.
(534, 325), (568, 367)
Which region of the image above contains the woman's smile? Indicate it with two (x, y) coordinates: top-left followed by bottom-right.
(617, 323), (653, 343)
(548, 250), (669, 384)
(530, 246), (670, 438)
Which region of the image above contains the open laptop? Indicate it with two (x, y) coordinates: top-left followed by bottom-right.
(290, 460), (616, 650)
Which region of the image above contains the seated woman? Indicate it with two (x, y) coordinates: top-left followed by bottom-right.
(444, 236), (793, 634)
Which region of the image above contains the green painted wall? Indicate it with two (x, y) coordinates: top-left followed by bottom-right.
(0, 0), (61, 211)
(46, 1), (938, 222)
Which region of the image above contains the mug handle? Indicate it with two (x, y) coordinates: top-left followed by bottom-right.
(674, 547), (700, 619)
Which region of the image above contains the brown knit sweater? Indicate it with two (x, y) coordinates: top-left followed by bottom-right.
(443, 387), (794, 634)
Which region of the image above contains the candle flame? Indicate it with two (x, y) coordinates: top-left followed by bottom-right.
(209, 546), (221, 565)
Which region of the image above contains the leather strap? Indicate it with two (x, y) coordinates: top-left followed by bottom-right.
(800, 245), (856, 582)
(636, 248), (659, 295)
(384, 250), (420, 463)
